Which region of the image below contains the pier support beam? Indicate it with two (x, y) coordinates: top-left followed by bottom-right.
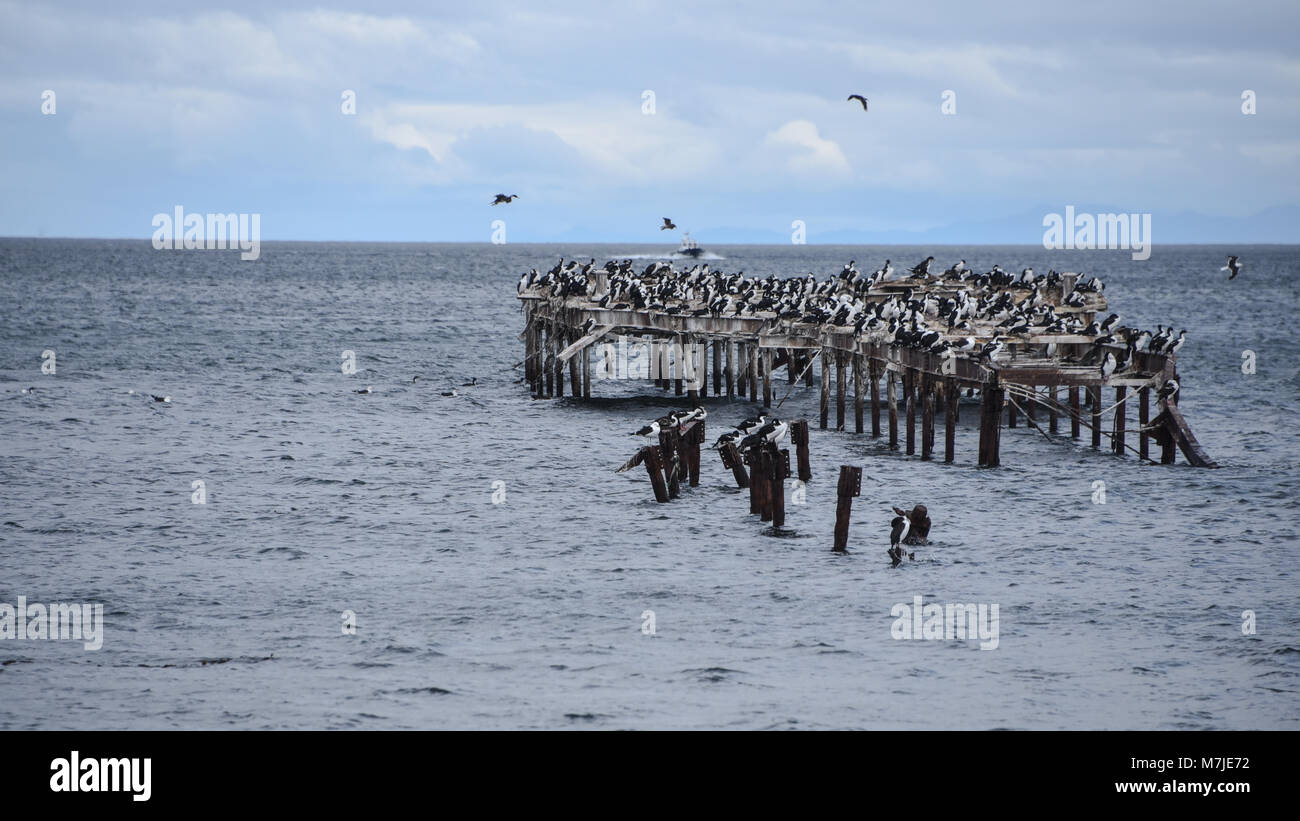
(642, 446), (669, 503)
(853, 354), (864, 434)
(791, 419), (811, 482)
(1069, 387), (1080, 439)
(835, 350), (846, 431)
(720, 441), (749, 488)
(1048, 385), (1058, 434)
(1112, 386), (1127, 455)
(905, 368), (917, 456)
(870, 360), (881, 438)
(978, 377), (1003, 467)
(748, 345), (758, 403)
(887, 370), (899, 449)
(762, 348), (773, 408)
(1090, 386), (1102, 448)
(1139, 387), (1150, 461)
(819, 350), (830, 429)
(944, 377), (957, 463)
(712, 340), (722, 396)
(921, 374), (935, 461)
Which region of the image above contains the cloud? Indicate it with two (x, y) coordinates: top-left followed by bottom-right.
(765, 120), (850, 176)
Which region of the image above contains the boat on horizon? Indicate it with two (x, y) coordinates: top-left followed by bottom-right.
(674, 233), (705, 258)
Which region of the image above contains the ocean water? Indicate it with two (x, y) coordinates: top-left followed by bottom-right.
(0, 238), (1296, 730)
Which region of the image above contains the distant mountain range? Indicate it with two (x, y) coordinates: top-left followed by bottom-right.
(551, 205), (1300, 245)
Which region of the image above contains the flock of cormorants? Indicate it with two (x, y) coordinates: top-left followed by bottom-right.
(519, 255), (1187, 380)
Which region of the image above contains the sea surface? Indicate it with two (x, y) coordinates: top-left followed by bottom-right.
(0, 239), (1297, 730)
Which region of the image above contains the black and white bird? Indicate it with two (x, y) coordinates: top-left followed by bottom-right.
(1099, 351), (1118, 380)
(491, 194), (519, 206)
(151, 394), (172, 402)
(1157, 379), (1179, 403)
(354, 386), (373, 395)
(1165, 329), (1186, 356)
(440, 388), (458, 397)
(633, 420), (662, 437)
(888, 515), (912, 566)
(660, 217), (677, 231)
(979, 336), (1006, 365)
(847, 94), (869, 111)
(1222, 255), (1242, 280)
(910, 256), (935, 278)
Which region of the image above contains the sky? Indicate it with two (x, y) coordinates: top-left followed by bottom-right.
(2, 0), (1298, 243)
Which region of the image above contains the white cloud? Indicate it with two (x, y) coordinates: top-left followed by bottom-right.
(765, 120), (850, 176)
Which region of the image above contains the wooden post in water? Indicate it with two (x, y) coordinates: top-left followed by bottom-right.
(756, 448), (773, 522)
(1007, 393), (1016, 427)
(712, 340), (722, 396)
(725, 341), (735, 398)
(832, 465), (862, 553)
(1025, 386), (1035, 424)
(720, 440), (749, 487)
(543, 325), (553, 397)
(835, 350), (847, 430)
(698, 339), (707, 399)
(660, 429), (680, 499)
(1048, 385), (1058, 433)
(582, 345), (591, 398)
(769, 445), (787, 528)
(1139, 387), (1150, 460)
(1069, 386), (1081, 439)
(748, 345), (758, 403)
(905, 368), (917, 456)
(568, 332), (581, 397)
(1090, 386), (1102, 448)
(787, 349), (797, 384)
(819, 349), (830, 428)
(1112, 386), (1127, 455)
(921, 374), (935, 461)
(944, 377), (957, 463)
(870, 360), (881, 438)
(887, 369), (899, 449)
(853, 354), (865, 434)
(978, 375), (1003, 467)
(762, 348), (773, 408)
(791, 419), (811, 481)
(642, 446), (669, 503)
(685, 422), (703, 487)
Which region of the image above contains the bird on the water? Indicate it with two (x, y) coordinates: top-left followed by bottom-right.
(888, 515), (913, 566)
(151, 394), (171, 403)
(1222, 255), (1242, 280)
(491, 194), (519, 206)
(354, 386), (372, 394)
(847, 94), (869, 111)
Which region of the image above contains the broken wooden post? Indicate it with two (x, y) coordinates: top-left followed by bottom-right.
(832, 465), (862, 553)
(769, 445), (787, 528)
(642, 446), (670, 503)
(791, 419), (811, 481)
(819, 349), (830, 429)
(720, 440), (749, 488)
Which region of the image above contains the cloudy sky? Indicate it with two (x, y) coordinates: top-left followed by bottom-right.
(2, 0), (1298, 242)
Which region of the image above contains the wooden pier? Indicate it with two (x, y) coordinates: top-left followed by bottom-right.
(519, 264), (1215, 469)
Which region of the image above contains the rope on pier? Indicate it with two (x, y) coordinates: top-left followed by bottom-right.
(1003, 386), (1157, 464)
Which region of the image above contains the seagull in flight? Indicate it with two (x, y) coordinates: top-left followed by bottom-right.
(660, 217), (677, 231)
(1221, 255), (1242, 280)
(491, 194), (519, 206)
(847, 94), (869, 111)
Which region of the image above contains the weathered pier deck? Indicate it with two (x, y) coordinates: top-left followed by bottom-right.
(518, 264), (1215, 468)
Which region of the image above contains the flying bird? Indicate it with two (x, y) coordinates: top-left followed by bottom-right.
(660, 218), (677, 231)
(491, 194), (519, 206)
(847, 94), (869, 111)
(1222, 255), (1242, 280)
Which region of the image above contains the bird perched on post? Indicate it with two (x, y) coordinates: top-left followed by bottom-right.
(1222, 255), (1242, 280)
(847, 94), (869, 111)
(1156, 379), (1179, 404)
(491, 194), (519, 205)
